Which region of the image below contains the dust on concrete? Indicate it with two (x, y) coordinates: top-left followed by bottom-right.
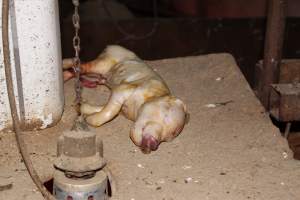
(1, 54), (300, 200)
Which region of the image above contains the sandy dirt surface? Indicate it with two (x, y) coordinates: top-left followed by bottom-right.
(1, 54), (300, 200)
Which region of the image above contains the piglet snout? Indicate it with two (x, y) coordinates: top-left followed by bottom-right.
(141, 134), (159, 154)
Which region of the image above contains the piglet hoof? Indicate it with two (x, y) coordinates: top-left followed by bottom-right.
(85, 114), (100, 127)
(63, 70), (75, 82)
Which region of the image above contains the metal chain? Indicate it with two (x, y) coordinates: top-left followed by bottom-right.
(71, 0), (91, 131)
(72, 0), (81, 107)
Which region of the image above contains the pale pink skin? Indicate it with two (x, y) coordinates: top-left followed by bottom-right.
(63, 45), (187, 153)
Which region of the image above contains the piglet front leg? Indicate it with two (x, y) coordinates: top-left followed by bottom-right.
(85, 84), (135, 127)
(62, 58), (107, 87)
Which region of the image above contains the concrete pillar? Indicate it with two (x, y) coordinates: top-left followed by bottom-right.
(0, 0), (64, 131)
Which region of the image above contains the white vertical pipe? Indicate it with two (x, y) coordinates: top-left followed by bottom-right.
(0, 0), (64, 131)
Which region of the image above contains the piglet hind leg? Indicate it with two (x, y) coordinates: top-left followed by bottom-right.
(85, 85), (135, 127)
(80, 103), (104, 116)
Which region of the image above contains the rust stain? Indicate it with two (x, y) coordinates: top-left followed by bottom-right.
(1, 115), (61, 132)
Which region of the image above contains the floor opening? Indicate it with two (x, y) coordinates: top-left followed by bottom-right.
(44, 178), (53, 194)
(270, 115), (300, 160)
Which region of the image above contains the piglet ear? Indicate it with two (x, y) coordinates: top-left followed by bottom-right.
(174, 98), (187, 112)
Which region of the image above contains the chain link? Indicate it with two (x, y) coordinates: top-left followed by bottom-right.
(72, 0), (82, 107)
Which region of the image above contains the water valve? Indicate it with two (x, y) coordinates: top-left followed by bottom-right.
(53, 131), (108, 200)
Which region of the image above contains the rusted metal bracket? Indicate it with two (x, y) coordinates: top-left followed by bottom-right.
(255, 59), (300, 122)
(256, 58), (300, 160)
(269, 83), (300, 122)
(254, 59), (300, 93)
(255, 59), (300, 89)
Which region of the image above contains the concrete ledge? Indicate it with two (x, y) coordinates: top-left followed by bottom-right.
(1, 54), (299, 200)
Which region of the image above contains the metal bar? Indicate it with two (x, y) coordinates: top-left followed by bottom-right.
(284, 122), (291, 138)
(259, 0), (287, 109)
